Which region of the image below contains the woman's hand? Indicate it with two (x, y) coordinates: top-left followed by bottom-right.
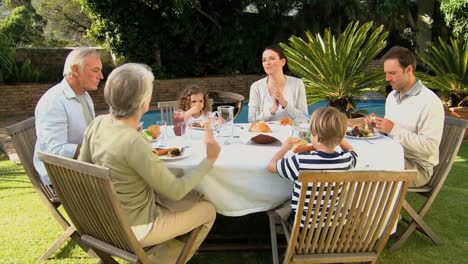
(273, 88), (288, 108)
(270, 99), (279, 115)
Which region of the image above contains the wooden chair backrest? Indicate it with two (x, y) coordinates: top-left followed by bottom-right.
(5, 117), (56, 201)
(284, 170), (416, 264)
(157, 99), (214, 125)
(427, 116), (468, 192)
(209, 91), (245, 120)
(38, 152), (150, 263)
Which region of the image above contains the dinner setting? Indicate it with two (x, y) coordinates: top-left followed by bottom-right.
(3, 28), (466, 264)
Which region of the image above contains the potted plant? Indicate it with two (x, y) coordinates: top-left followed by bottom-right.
(417, 37), (467, 122)
(279, 21), (388, 118)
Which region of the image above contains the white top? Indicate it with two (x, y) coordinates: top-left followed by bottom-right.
(385, 80), (444, 177)
(33, 78), (95, 185)
(248, 75), (308, 122)
(186, 111), (210, 124)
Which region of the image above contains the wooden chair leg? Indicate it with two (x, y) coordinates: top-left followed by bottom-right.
(38, 225), (76, 260)
(91, 248), (120, 264)
(176, 226), (202, 264)
(267, 212), (280, 264)
(390, 200), (443, 251)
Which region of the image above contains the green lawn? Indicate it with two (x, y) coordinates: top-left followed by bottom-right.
(0, 143), (467, 264)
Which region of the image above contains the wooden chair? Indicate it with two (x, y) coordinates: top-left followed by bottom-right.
(390, 116), (468, 251)
(5, 117), (93, 260)
(158, 99), (213, 125)
(271, 170), (415, 264)
(208, 91), (245, 120)
(38, 151), (204, 264)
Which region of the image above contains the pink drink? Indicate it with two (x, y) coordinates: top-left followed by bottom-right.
(173, 111), (185, 136)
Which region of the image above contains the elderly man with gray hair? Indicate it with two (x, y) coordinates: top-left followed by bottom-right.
(33, 47), (104, 189)
(79, 63), (220, 263)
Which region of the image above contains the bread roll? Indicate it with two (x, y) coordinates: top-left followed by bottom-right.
(288, 137), (314, 153)
(279, 117), (292, 126)
(249, 121), (272, 133)
(147, 124), (160, 139)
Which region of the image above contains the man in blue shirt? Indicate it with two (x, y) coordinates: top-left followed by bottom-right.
(33, 47), (104, 187)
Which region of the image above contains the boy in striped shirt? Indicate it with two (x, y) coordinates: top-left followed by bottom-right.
(268, 107), (357, 226)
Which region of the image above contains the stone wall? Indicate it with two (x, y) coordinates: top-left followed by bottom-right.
(0, 75), (262, 118)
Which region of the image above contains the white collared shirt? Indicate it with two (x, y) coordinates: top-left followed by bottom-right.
(33, 78), (95, 185)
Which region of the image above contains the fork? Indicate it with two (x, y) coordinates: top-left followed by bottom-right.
(180, 146), (191, 154)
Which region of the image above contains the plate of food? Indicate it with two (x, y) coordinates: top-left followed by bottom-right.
(155, 147), (191, 160)
(141, 124), (161, 142)
(345, 125), (381, 139)
(189, 121), (205, 130)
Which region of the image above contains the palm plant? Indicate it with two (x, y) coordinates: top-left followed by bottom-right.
(279, 21), (388, 117)
(417, 37), (467, 107)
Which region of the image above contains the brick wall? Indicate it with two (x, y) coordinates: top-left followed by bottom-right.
(0, 75), (263, 118)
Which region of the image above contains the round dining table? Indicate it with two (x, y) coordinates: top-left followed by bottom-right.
(152, 123), (405, 217)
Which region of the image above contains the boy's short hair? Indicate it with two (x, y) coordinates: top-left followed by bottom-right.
(309, 107), (348, 148)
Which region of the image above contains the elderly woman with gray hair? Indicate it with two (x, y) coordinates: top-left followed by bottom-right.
(79, 63), (220, 263)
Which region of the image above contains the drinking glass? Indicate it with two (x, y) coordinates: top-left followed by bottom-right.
(173, 110), (186, 136)
(155, 120), (168, 146)
(213, 105), (234, 144)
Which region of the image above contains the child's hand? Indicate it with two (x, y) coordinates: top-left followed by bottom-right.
(187, 105), (202, 115)
(281, 137), (296, 150)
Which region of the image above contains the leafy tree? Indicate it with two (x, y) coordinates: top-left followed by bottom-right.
(0, 0), (46, 46)
(440, 0), (468, 41)
(33, 0), (93, 46)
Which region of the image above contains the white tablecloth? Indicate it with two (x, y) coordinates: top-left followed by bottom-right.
(153, 124), (404, 217)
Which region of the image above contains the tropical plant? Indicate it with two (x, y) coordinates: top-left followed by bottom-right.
(417, 37), (468, 107)
(279, 21), (388, 117)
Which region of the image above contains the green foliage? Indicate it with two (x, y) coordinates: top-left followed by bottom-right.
(0, 32), (15, 83)
(280, 21), (388, 117)
(33, 0), (94, 46)
(440, 0), (468, 41)
(0, 5), (46, 46)
(8, 59), (44, 83)
(417, 37), (468, 107)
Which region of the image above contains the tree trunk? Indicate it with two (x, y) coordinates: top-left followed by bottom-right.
(416, 0), (435, 52)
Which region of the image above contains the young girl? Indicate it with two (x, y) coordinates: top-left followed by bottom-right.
(177, 85), (211, 124)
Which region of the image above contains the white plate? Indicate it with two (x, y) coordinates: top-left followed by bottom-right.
(158, 148), (192, 160)
(189, 123), (205, 130)
(345, 133), (382, 140)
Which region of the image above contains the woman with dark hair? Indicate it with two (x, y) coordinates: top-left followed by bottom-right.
(248, 45), (308, 122)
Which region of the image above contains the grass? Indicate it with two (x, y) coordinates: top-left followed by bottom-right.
(0, 143), (467, 264)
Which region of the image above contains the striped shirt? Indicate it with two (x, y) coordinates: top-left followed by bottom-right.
(276, 150), (357, 227)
